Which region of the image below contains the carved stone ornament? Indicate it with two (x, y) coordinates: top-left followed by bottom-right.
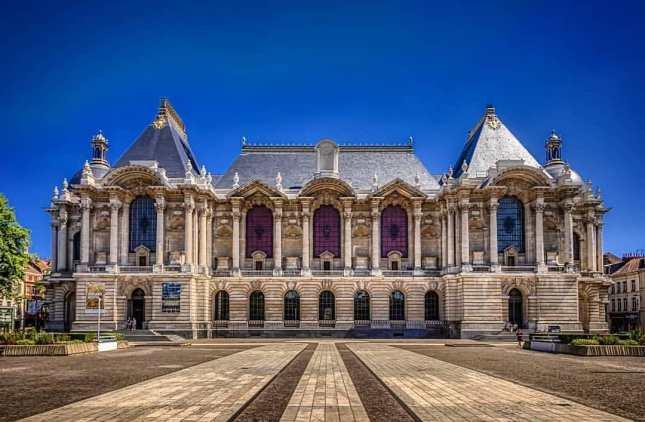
(421, 224), (439, 239)
(352, 223), (370, 238)
(215, 223), (233, 239)
(168, 211), (185, 231)
(284, 224), (302, 239)
(94, 210), (111, 230)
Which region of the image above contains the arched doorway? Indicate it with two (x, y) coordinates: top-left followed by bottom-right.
(508, 289), (523, 328)
(353, 290), (370, 323)
(128, 288), (145, 329)
(283, 290), (300, 326)
(425, 291), (439, 321)
(389, 290), (405, 321)
(213, 291), (229, 321)
(249, 291), (265, 322)
(64, 292), (75, 332)
(319, 291), (335, 326)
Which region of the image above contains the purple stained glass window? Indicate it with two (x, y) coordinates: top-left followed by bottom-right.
(381, 206), (408, 258)
(313, 205), (341, 257)
(246, 206), (273, 258)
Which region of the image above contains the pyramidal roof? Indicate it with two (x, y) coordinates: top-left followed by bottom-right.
(114, 99), (199, 177)
(453, 105), (540, 178)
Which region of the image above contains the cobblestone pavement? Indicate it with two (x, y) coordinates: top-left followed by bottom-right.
(347, 343), (628, 422)
(22, 343), (306, 422)
(281, 342), (368, 422)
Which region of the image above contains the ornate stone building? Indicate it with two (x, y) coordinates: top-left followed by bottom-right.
(44, 99), (610, 338)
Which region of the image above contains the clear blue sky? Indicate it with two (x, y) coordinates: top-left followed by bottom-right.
(1, 1), (644, 258)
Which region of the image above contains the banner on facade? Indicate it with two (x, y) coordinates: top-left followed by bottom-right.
(86, 283), (106, 310)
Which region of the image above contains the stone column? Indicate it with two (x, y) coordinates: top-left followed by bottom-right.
(50, 221), (58, 272)
(343, 200), (352, 275)
(562, 201), (574, 268)
(193, 207), (199, 267)
(80, 196), (91, 266)
(273, 200), (283, 276)
(586, 215), (597, 272)
(109, 197), (121, 265)
(524, 202), (534, 264)
(206, 209), (213, 270)
(371, 199), (381, 275)
(596, 222), (604, 273)
(199, 200), (208, 270)
(489, 198), (499, 270)
(155, 195), (165, 268)
(535, 198), (545, 272)
(57, 209), (68, 272)
(460, 198), (471, 271)
(413, 200), (423, 273)
(301, 200), (311, 276)
(120, 200), (130, 266)
(231, 199), (241, 276)
(447, 203), (455, 268)
(440, 212), (447, 269)
(184, 195), (195, 271)
(455, 207), (461, 268)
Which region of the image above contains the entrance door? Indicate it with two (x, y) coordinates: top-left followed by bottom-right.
(130, 288), (145, 329)
(64, 292), (76, 332)
(508, 289), (523, 328)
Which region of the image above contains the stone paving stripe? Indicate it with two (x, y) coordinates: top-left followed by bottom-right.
(347, 343), (628, 422)
(281, 342), (369, 422)
(21, 343), (306, 422)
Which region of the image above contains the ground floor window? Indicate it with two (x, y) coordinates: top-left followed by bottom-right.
(508, 288), (523, 327)
(284, 290), (300, 321)
(249, 291), (265, 321)
(319, 291), (335, 321)
(162, 283), (181, 313)
(389, 290), (405, 321)
(213, 291), (229, 320)
(353, 290), (370, 321)
(425, 291), (439, 320)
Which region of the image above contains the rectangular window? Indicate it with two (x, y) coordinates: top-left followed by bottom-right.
(633, 298), (638, 311)
(255, 261), (263, 271)
(611, 299), (615, 312)
(632, 280), (636, 292)
(162, 283), (181, 313)
(618, 300), (621, 312)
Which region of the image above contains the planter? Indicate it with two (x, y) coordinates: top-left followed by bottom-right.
(567, 344), (645, 357)
(1, 341), (129, 356)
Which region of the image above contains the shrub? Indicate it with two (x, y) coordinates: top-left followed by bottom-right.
(114, 333), (124, 341)
(15, 339), (35, 345)
(619, 339), (639, 346)
(55, 334), (71, 343)
(570, 338), (599, 346)
(598, 335), (620, 345)
(84, 333), (97, 343)
(628, 330), (644, 343)
(34, 332), (54, 345)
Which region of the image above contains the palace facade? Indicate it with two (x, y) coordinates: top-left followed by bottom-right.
(44, 99), (610, 338)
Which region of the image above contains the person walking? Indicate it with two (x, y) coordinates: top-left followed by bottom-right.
(516, 329), (523, 348)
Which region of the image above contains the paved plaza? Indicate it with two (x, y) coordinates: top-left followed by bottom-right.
(2, 341), (642, 421)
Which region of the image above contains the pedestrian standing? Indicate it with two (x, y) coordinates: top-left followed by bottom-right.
(516, 329), (523, 347)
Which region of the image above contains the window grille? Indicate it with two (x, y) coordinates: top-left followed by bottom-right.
(319, 290), (335, 320)
(249, 291), (265, 321)
(214, 291), (229, 320)
(381, 206), (408, 258)
(389, 290), (405, 321)
(425, 291), (439, 320)
(313, 205), (340, 257)
(246, 206), (273, 258)
(129, 196), (157, 252)
(353, 290), (370, 321)
(284, 290), (300, 321)
(497, 196), (524, 252)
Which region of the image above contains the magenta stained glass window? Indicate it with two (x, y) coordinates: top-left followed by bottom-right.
(381, 206), (408, 258)
(246, 206), (273, 258)
(313, 205), (341, 257)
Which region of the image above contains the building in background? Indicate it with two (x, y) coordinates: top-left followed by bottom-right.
(43, 99), (610, 338)
(606, 254), (644, 332)
(0, 258), (49, 330)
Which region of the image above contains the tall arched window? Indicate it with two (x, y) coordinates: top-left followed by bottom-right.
(129, 196), (157, 252)
(354, 290), (370, 322)
(319, 291), (336, 321)
(214, 291), (229, 321)
(284, 290), (300, 322)
(425, 291), (439, 321)
(246, 206), (273, 258)
(508, 288), (523, 327)
(249, 291), (265, 321)
(381, 206), (408, 258)
(72, 232), (81, 261)
(497, 196), (524, 253)
(313, 205), (341, 257)
(573, 233), (581, 261)
(389, 290), (405, 321)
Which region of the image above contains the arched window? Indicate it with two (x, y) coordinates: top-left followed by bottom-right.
(381, 205), (408, 258)
(214, 291), (229, 321)
(246, 206), (273, 258)
(389, 290), (405, 321)
(129, 196), (157, 252)
(497, 196), (524, 253)
(284, 290), (300, 321)
(72, 232), (81, 261)
(353, 290), (370, 322)
(573, 233), (581, 261)
(313, 205), (341, 257)
(508, 289), (523, 327)
(249, 291), (265, 321)
(425, 291), (439, 321)
(319, 291), (336, 321)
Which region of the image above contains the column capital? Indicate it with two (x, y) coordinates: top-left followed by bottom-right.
(272, 197), (284, 209)
(561, 200), (574, 212)
(274, 208), (283, 220)
(80, 196), (92, 210)
(489, 197), (499, 208)
(109, 198), (122, 211)
(155, 195), (166, 211)
(184, 194), (195, 210)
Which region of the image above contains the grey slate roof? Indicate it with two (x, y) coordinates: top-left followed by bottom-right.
(214, 145), (440, 191)
(453, 106), (540, 178)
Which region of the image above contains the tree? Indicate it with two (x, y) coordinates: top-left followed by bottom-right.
(0, 194), (30, 299)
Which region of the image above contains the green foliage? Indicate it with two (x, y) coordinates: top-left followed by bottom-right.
(33, 332), (53, 345)
(598, 335), (620, 345)
(628, 330), (644, 343)
(0, 331), (19, 344)
(570, 338), (599, 346)
(0, 194), (31, 299)
(619, 339), (639, 346)
(84, 333), (97, 343)
(16, 339), (35, 345)
(55, 334), (71, 343)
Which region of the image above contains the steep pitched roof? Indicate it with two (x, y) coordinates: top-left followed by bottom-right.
(612, 257), (645, 275)
(453, 106), (540, 178)
(114, 99), (199, 177)
(214, 144), (440, 191)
